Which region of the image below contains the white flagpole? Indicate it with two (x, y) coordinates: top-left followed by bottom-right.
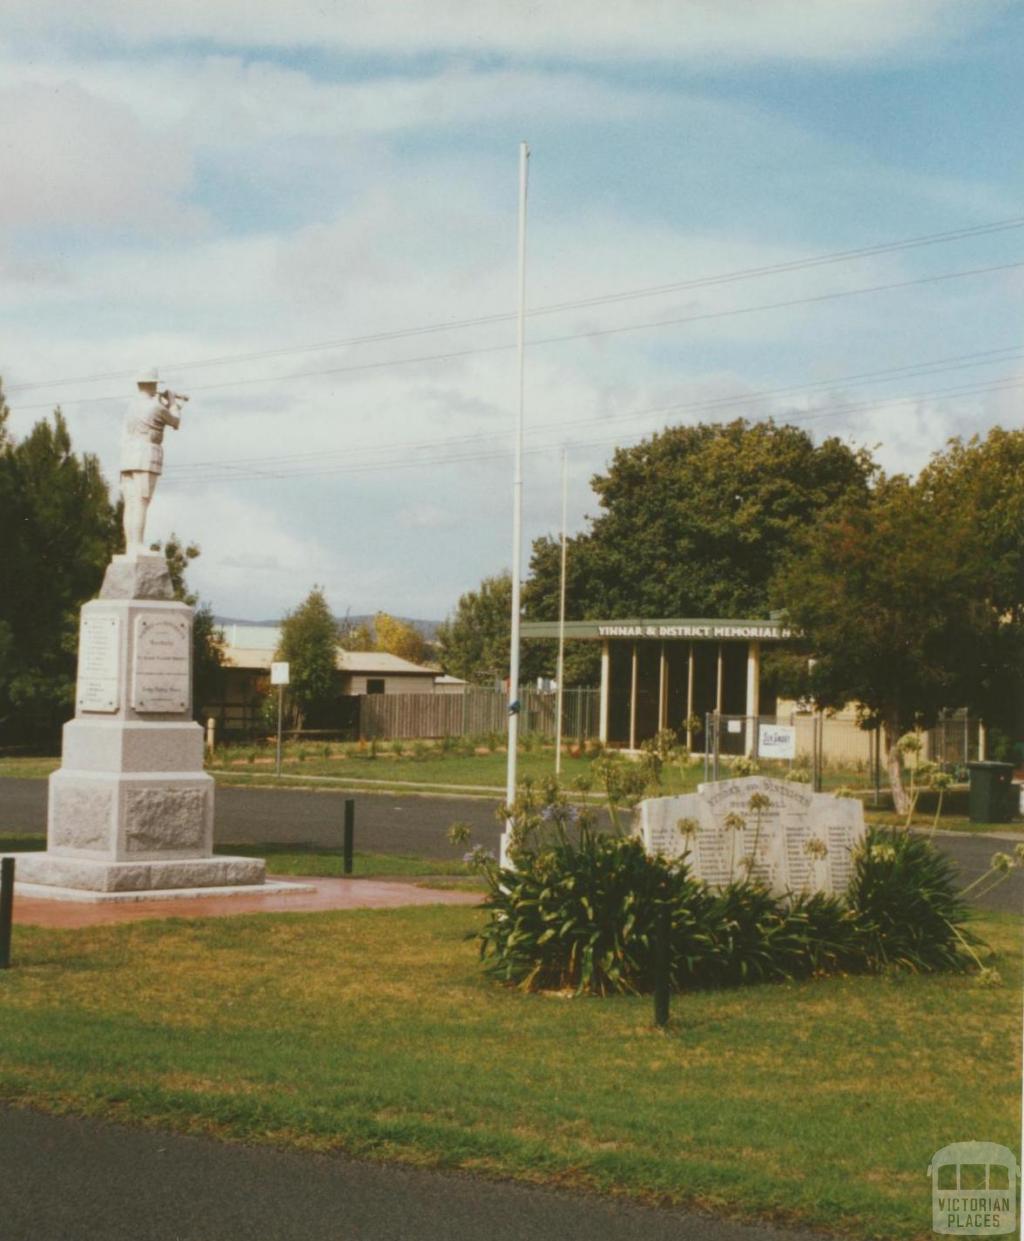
(501, 140), (529, 867)
(554, 446), (568, 778)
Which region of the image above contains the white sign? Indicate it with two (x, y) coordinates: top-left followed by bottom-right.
(638, 775), (865, 897)
(77, 614), (121, 713)
(758, 723), (796, 759)
(270, 661), (290, 686)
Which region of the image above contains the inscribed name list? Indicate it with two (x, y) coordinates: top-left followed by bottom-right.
(131, 615), (190, 713)
(637, 775), (865, 897)
(77, 614), (121, 713)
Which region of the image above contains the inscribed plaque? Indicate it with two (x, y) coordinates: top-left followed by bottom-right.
(77, 614), (121, 713)
(132, 614), (190, 713)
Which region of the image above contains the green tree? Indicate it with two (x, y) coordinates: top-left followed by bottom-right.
(0, 397), (120, 745)
(525, 419), (873, 632)
(437, 573), (514, 685)
(338, 611), (374, 652)
(773, 436), (1022, 811)
(149, 533), (225, 720)
(917, 428), (1024, 737)
(374, 612), (428, 665)
(275, 586), (340, 728)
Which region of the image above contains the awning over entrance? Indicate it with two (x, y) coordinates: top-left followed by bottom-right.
(521, 617), (798, 753)
(520, 617), (796, 641)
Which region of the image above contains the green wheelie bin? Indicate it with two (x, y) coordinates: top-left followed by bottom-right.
(966, 761), (1016, 824)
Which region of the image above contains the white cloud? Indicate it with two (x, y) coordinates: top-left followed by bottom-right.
(0, 80), (198, 234)
(0, 2), (1015, 620)
(0, 1), (1004, 63)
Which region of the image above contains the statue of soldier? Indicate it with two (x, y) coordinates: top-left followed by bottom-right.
(119, 368), (189, 553)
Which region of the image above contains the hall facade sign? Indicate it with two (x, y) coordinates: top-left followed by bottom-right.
(521, 615), (798, 754)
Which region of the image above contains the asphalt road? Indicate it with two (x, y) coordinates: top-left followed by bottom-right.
(1, 777), (1021, 911)
(0, 1104), (829, 1241)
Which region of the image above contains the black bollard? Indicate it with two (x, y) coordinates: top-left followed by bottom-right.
(653, 901), (671, 1027)
(0, 857), (14, 970)
(343, 799), (354, 875)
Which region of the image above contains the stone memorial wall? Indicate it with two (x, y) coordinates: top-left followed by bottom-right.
(637, 775), (865, 897)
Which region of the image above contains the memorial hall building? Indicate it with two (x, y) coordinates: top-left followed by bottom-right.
(520, 616), (796, 754)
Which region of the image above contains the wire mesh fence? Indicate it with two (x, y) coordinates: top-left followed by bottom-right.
(702, 710), (983, 799)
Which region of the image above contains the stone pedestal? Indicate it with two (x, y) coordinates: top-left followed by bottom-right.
(9, 555), (265, 896)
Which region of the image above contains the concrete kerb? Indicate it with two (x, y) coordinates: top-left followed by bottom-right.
(208, 769), (506, 798)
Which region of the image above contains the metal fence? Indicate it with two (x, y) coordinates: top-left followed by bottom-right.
(702, 710), (983, 795)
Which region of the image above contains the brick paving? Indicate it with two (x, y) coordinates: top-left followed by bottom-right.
(11, 874), (480, 929)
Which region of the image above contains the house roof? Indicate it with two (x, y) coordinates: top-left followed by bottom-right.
(336, 651), (434, 675)
(221, 642), (435, 676)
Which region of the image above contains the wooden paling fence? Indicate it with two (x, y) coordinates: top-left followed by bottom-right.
(359, 687), (600, 742)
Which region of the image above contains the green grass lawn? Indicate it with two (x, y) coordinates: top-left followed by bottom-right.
(0, 756), (60, 779)
(0, 833), (471, 880)
(219, 843), (474, 879)
(0, 747), (708, 796)
(212, 746), (682, 791)
(0, 904), (1018, 1239)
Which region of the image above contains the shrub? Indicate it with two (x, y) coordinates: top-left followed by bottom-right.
(591, 753), (654, 824)
(847, 827), (976, 972)
(465, 796), (981, 995)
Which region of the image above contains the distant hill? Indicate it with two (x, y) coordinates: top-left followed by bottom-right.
(214, 615), (442, 641)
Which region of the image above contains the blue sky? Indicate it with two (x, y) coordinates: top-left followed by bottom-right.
(1, 1), (1021, 621)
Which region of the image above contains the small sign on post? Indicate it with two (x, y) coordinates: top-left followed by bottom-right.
(757, 723), (796, 760)
(271, 663), (290, 776)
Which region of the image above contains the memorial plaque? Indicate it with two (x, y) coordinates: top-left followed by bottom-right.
(132, 614), (190, 713)
(77, 614), (121, 713)
(638, 775), (865, 897)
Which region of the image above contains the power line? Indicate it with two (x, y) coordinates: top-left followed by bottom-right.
(163, 374), (1024, 487)
(11, 257), (1023, 414)
(6, 215), (1023, 396)
(165, 344), (1023, 477)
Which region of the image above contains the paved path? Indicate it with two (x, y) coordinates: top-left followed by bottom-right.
(2, 778), (1020, 911)
(11, 875), (479, 929)
(0, 1104), (829, 1241)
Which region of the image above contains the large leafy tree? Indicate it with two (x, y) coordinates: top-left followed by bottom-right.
(438, 572), (534, 686)
(524, 418), (874, 684)
(275, 586), (340, 728)
(917, 428), (1024, 737)
(774, 428), (1024, 811)
(0, 394), (121, 744)
(374, 612), (428, 665)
